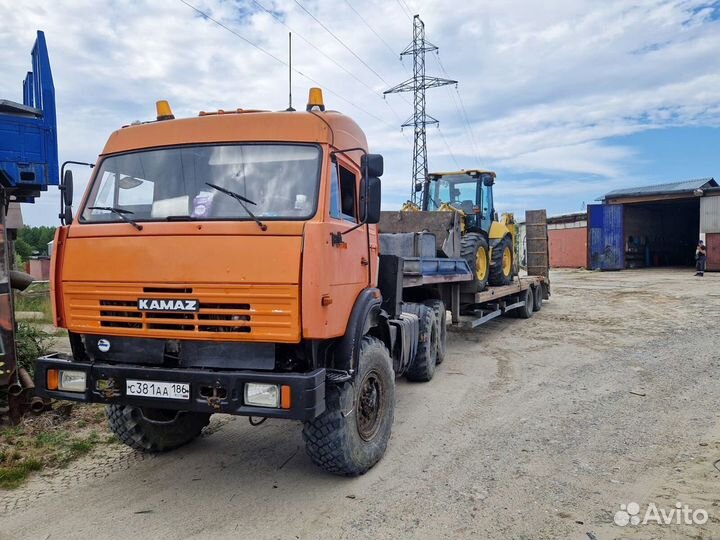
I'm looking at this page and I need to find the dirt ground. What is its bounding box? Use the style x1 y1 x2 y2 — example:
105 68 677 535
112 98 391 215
1 268 719 540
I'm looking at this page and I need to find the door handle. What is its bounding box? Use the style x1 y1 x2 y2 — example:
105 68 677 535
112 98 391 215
360 257 369 266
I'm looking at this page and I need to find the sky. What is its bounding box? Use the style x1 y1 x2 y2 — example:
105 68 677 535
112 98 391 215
1 0 719 226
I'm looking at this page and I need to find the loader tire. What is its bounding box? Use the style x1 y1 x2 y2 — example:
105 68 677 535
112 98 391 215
106 405 210 452
489 235 514 286
423 299 447 364
302 336 395 476
460 232 490 293
405 304 438 382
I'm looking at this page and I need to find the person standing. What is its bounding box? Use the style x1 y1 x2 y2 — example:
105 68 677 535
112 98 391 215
695 240 707 277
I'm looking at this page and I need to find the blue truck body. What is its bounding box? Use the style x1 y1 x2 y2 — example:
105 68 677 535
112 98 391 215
0 31 58 203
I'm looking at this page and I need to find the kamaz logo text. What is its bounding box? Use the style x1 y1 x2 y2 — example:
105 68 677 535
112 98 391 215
137 299 199 312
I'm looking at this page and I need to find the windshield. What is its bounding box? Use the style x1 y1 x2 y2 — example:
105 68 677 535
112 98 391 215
429 174 480 212
81 144 321 223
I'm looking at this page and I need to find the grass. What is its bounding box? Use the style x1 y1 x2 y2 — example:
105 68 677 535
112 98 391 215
14 283 53 324
0 459 42 489
0 404 113 490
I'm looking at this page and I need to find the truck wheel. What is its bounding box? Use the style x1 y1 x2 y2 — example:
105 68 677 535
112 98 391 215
460 233 490 292
106 405 210 452
302 336 395 476
532 284 543 312
406 305 438 382
489 235 514 286
423 299 447 364
517 288 535 319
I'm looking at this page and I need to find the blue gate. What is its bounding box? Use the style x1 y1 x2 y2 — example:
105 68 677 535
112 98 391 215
588 204 624 270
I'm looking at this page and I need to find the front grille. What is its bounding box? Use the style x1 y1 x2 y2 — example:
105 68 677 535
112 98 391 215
64 283 300 343
99 300 251 333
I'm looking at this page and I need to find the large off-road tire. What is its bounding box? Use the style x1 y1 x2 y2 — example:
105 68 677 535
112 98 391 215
405 304 438 382
106 405 210 452
460 232 490 293
489 235 514 286
423 299 447 365
302 336 395 476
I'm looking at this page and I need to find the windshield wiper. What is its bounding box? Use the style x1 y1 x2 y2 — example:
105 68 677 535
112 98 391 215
205 182 267 231
88 206 143 231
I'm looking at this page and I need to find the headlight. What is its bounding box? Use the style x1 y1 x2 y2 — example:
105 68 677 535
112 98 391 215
244 383 279 408
58 370 87 392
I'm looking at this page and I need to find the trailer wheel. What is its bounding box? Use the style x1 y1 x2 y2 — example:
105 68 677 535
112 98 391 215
302 336 395 476
460 233 490 292
406 305 438 382
489 235 514 286
517 288 535 319
532 284 543 312
423 299 447 364
106 405 210 452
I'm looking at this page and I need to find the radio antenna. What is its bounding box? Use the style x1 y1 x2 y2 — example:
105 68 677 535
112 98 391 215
287 32 295 111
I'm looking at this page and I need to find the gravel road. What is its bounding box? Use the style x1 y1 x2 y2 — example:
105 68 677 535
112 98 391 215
1 269 719 539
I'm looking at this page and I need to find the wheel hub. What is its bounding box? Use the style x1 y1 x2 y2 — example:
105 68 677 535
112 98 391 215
502 246 512 276
357 370 384 441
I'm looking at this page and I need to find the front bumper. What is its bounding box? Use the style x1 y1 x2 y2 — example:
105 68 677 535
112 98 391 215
34 354 326 421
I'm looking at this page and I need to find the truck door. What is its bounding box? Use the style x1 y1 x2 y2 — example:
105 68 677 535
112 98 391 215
327 156 370 286
588 204 624 270
301 155 370 339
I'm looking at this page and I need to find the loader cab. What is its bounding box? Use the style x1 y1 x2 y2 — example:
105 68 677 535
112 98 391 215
427 170 496 232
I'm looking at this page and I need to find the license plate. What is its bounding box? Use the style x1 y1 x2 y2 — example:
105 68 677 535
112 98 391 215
126 379 190 400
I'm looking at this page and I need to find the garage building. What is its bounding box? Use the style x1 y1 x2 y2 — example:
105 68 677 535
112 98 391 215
590 178 718 270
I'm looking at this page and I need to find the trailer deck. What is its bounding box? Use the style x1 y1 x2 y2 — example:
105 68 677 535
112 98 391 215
384 209 550 330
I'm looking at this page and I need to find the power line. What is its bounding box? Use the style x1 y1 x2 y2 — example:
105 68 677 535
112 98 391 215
248 0 407 126
344 0 412 79
343 0 398 58
250 0 375 96
434 53 481 162
178 0 391 127
436 126 460 169
294 0 392 87
395 0 413 19
179 0 285 64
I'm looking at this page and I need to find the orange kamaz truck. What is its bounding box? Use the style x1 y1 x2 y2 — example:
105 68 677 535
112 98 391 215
35 89 548 475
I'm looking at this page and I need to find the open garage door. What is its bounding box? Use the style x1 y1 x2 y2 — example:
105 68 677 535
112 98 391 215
588 204 624 270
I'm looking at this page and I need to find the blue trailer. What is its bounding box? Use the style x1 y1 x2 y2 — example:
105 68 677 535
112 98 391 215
0 31 59 203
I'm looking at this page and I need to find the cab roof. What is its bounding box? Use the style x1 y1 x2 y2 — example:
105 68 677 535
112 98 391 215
429 169 496 178
101 110 368 157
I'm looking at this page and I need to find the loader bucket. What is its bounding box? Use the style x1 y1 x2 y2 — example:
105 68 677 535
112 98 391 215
379 210 462 258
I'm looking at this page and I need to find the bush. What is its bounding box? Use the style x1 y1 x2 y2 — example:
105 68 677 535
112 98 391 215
15 322 53 377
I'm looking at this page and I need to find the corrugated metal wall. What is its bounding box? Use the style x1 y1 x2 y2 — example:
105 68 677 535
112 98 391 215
700 196 720 233
588 204 624 270
548 227 587 268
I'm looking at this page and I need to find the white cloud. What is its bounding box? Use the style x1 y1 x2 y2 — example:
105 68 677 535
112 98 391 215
0 0 718 224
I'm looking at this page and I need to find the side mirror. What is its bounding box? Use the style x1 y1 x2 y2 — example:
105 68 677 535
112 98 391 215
482 174 495 187
360 176 381 224
61 169 74 206
63 206 73 224
362 153 384 178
